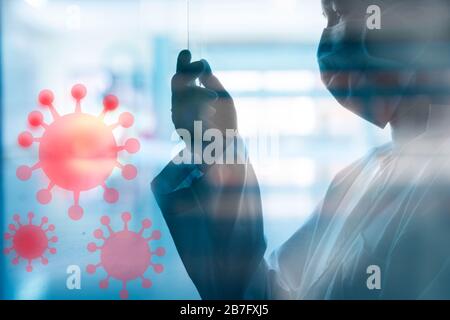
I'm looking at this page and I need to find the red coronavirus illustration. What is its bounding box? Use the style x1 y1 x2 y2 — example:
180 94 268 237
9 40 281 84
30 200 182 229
86 212 165 299
17 84 140 221
3 212 57 272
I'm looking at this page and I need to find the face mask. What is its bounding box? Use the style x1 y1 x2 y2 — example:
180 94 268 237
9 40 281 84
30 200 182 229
317 19 409 129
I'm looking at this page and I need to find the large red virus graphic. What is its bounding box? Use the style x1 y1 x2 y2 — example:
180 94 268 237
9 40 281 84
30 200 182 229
86 212 165 299
3 212 57 272
17 84 140 221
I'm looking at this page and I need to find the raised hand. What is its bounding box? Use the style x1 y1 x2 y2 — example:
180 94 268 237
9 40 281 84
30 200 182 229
171 50 237 139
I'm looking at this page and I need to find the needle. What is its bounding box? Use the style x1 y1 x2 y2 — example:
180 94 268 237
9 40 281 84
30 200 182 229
187 0 190 50
187 0 200 86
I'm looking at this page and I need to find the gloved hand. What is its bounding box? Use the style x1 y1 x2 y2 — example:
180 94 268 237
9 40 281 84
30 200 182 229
171 50 237 141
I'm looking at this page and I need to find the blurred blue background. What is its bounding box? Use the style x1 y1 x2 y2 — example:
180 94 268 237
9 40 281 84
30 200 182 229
0 0 391 300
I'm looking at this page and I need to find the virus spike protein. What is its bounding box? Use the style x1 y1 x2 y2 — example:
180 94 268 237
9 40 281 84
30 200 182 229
16 84 140 221
3 212 57 272
86 212 165 299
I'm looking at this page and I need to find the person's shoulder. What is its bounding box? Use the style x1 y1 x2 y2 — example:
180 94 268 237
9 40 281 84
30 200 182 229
330 143 391 189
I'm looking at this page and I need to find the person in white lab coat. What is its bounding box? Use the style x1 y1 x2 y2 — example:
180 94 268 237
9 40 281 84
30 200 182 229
152 0 450 299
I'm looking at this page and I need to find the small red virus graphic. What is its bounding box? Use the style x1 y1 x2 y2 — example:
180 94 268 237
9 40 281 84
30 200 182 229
86 212 165 299
17 84 140 221
3 212 57 272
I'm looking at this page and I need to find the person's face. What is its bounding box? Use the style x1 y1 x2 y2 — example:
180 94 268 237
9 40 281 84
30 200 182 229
320 0 449 64
318 0 450 128
321 0 367 29
318 0 398 128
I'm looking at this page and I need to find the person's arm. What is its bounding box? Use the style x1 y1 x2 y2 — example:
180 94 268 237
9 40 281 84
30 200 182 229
153 153 329 300
152 50 267 299
152 151 266 299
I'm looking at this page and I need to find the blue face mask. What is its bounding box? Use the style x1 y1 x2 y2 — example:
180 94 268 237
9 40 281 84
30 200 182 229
317 20 410 129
